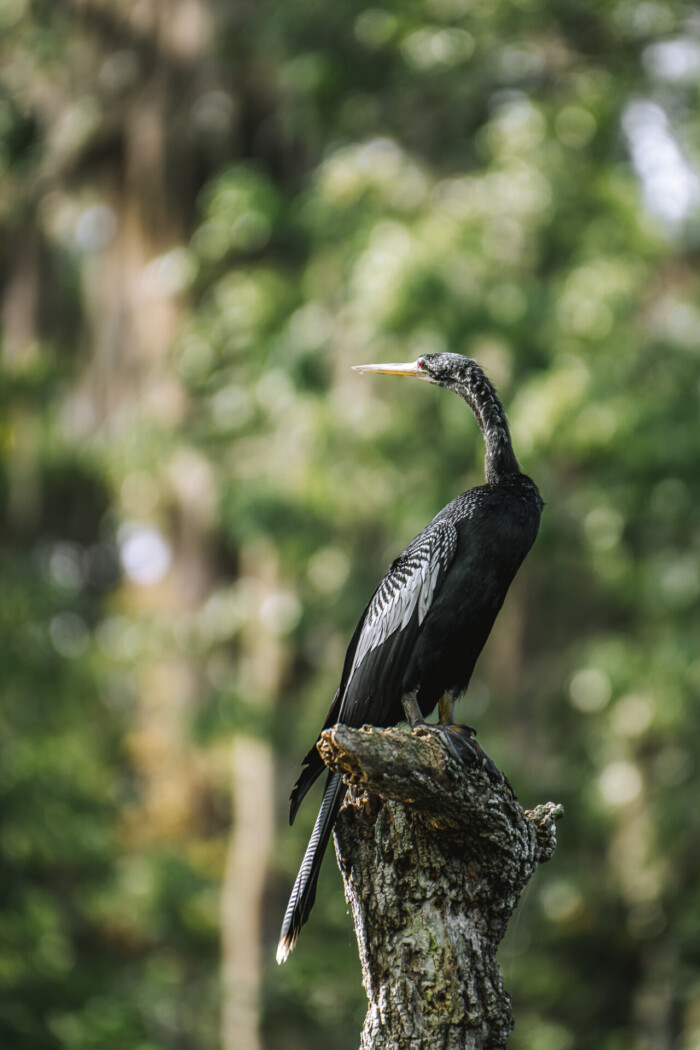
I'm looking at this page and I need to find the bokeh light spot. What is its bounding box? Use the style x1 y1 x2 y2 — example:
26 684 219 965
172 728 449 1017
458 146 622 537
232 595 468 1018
569 667 612 713
118 523 172 586
541 879 584 924
50 612 89 659
611 694 653 738
598 760 643 806
307 547 350 595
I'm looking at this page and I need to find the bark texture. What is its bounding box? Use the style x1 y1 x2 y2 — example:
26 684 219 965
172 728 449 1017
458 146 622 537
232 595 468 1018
317 724 563 1050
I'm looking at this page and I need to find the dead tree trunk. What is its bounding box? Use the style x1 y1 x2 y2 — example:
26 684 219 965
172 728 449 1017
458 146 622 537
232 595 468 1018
317 725 563 1050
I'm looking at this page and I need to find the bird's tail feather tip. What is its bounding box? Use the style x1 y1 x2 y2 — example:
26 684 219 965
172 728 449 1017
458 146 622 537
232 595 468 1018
276 934 295 965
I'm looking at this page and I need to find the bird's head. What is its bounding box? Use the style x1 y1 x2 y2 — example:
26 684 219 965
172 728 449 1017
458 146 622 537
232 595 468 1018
353 352 477 389
353 352 519 480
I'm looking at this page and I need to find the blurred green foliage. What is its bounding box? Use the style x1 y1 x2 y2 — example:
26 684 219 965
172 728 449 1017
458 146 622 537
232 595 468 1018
1 1 700 1048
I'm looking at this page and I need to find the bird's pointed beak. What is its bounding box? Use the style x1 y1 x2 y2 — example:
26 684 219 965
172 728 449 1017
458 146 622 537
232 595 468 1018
352 360 428 380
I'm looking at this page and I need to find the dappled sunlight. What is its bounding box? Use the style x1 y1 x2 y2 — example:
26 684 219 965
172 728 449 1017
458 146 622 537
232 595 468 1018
623 100 700 227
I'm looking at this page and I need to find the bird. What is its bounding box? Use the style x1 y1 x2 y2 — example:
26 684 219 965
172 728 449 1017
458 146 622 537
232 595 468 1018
277 352 542 964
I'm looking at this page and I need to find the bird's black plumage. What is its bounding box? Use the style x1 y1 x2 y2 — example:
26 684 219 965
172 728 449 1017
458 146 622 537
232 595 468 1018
277 353 542 963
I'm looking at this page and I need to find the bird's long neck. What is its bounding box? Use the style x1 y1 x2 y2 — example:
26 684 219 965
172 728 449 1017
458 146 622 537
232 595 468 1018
454 370 520 483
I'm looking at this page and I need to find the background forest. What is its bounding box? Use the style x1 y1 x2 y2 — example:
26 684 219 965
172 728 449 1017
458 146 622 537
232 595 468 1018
1 2 700 1049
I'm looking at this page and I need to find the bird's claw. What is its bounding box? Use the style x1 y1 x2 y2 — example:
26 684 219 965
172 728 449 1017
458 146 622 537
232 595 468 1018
421 723 517 799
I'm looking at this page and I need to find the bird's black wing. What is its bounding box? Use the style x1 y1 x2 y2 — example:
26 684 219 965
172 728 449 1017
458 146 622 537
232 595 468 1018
289 518 458 822
340 518 458 714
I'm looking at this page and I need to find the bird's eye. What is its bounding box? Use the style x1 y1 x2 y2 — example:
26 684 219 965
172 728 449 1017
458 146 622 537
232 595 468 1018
417 358 425 369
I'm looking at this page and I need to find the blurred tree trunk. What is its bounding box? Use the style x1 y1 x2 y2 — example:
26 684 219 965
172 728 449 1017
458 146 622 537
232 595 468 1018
222 737 275 1050
2 222 42 531
221 544 284 1050
22 4 278 1046
70 0 208 847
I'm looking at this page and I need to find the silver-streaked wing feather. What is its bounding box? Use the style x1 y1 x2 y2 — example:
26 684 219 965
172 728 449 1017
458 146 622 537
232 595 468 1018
345 519 458 689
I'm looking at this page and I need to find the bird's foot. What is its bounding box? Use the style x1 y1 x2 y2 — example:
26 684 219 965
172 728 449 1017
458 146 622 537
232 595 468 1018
445 721 478 736
418 722 517 799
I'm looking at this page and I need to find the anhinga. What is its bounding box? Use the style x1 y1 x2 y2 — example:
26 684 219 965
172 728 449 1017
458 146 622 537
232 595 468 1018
277 352 542 964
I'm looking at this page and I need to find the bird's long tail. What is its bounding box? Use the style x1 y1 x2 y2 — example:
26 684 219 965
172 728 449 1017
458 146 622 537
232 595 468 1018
276 771 346 964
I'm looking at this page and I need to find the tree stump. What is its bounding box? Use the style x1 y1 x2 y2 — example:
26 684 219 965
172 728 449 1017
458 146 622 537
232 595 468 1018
317 724 563 1050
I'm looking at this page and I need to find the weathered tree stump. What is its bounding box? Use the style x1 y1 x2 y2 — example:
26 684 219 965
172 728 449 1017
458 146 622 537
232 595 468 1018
317 724 563 1050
